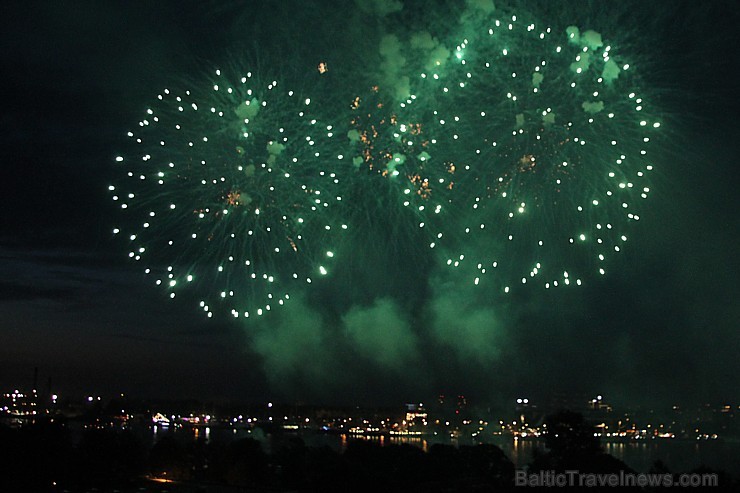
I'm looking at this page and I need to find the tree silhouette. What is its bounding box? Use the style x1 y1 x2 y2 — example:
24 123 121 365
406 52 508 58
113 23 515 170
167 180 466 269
530 410 636 477
544 410 601 457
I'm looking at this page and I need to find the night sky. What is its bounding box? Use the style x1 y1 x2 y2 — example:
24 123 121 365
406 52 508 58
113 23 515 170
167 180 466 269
0 0 737 409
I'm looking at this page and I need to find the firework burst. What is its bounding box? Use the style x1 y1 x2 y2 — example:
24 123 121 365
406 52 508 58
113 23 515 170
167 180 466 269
411 12 661 293
110 68 346 318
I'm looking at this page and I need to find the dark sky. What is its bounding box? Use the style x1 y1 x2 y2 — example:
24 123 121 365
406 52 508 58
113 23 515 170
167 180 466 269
0 0 737 409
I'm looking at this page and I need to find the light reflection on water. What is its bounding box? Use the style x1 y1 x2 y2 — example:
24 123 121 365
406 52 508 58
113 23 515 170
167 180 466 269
602 440 739 474
148 425 738 474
